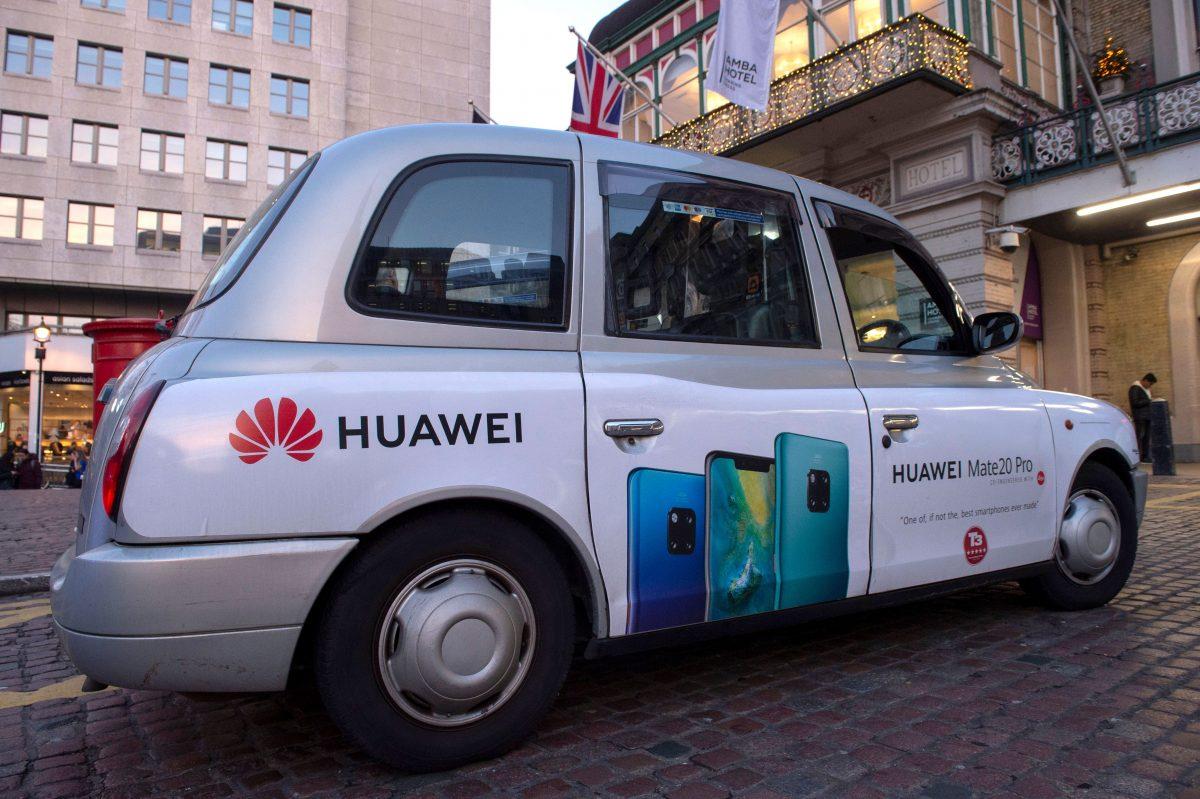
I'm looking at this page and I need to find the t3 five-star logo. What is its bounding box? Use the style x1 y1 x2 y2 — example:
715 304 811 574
229 397 323 464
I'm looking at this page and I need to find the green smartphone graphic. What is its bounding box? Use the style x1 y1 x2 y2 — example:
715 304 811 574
775 433 850 609
706 451 777 621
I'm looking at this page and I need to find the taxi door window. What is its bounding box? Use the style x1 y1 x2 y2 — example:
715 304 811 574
351 159 571 328
816 202 969 354
600 163 818 347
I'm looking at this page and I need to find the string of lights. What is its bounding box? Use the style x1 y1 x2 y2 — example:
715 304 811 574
654 13 972 156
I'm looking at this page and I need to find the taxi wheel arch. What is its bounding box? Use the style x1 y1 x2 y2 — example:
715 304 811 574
310 505 576 771
1022 457 1137 610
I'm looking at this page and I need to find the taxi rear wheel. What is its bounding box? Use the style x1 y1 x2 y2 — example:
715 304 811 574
313 509 574 772
1021 462 1137 611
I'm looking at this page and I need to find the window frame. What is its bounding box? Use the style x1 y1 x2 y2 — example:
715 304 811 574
272 3 311 47
0 195 45 241
201 214 244 258
139 129 185 174
204 138 248 182
813 200 972 356
1 112 49 158
66 201 115 247
76 42 123 88
267 146 306 186
144 53 188 98
208 64 251 107
599 160 821 351
148 0 191 24
345 155 576 332
5 32 54 78
135 208 182 252
81 0 126 12
70 120 119 166
212 0 254 36
269 74 309 117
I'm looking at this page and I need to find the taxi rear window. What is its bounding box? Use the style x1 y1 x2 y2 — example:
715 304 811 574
186 152 319 312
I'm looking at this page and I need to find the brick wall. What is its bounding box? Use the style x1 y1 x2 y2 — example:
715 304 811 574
1100 233 1200 412
1077 0 1157 84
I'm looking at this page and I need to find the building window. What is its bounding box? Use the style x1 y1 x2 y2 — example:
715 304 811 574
140 131 185 173
202 215 243 257
67 202 115 247
657 54 699 135
267 147 306 185
6 312 104 335
1 112 49 158
81 0 125 11
136 209 182 252
774 0 811 77
144 54 188 98
208 65 251 107
148 0 191 23
272 4 311 46
0 195 44 241
1019 0 1061 106
71 122 119 166
621 85 655 142
269 75 309 117
213 0 254 35
813 0 883 56
77 44 123 88
5 33 54 78
205 139 248 181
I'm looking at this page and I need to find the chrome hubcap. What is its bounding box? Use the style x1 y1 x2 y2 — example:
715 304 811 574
1056 489 1121 585
377 559 535 728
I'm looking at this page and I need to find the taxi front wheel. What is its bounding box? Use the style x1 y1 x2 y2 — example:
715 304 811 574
313 509 575 772
1021 462 1138 611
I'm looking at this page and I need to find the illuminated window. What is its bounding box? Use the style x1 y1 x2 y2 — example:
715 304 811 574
67 202 115 247
658 54 700 134
0 195 44 240
621 85 655 142
1020 0 1060 106
774 0 811 77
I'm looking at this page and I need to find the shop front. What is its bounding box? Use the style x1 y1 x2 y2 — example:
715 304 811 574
0 329 94 462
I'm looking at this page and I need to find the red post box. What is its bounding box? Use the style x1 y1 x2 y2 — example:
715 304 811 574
82 318 169 427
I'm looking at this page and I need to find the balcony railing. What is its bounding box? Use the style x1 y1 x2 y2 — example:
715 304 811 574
991 71 1200 185
654 14 972 156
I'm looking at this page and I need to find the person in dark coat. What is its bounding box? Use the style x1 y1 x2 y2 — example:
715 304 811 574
1128 372 1157 463
15 453 42 490
0 443 15 489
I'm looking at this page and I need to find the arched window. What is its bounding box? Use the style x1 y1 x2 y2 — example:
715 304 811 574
658 53 700 133
775 0 811 77
621 83 655 142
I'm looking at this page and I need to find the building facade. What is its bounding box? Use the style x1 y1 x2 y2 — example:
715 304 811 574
590 0 1200 460
0 0 489 458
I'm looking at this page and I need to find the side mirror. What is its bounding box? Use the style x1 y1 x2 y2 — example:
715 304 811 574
971 311 1023 354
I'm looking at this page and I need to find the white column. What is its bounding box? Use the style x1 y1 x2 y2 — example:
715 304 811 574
26 373 41 456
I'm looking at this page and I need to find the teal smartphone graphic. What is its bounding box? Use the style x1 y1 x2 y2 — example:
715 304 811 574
775 433 850 609
706 452 776 621
627 468 707 633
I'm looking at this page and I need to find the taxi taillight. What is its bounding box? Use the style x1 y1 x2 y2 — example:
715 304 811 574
102 379 165 522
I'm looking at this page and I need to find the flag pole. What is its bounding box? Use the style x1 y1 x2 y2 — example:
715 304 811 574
468 99 498 124
568 25 679 128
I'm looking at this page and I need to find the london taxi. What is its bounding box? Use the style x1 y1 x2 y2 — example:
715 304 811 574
51 125 1147 772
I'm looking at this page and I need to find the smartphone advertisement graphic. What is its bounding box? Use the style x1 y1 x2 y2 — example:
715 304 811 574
775 433 850 608
627 468 707 633
706 453 777 620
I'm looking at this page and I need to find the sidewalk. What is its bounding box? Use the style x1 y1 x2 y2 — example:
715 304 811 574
0 491 78 591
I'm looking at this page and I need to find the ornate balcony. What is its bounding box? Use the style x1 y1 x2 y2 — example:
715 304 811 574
654 14 972 156
991 71 1200 185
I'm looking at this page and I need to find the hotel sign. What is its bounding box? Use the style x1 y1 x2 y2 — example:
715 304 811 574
893 139 974 202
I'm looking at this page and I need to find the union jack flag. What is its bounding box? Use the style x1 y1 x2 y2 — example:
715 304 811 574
570 42 625 137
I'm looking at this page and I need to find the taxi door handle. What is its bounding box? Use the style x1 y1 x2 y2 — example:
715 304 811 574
604 419 664 438
883 414 919 432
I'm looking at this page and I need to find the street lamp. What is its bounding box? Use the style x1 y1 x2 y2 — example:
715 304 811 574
31 319 50 456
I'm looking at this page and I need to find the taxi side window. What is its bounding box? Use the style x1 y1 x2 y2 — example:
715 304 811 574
816 202 969 354
600 163 818 347
350 160 571 327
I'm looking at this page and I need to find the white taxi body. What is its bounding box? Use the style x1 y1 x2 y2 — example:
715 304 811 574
51 125 1146 771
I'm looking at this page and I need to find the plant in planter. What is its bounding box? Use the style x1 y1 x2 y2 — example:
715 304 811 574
1093 36 1131 97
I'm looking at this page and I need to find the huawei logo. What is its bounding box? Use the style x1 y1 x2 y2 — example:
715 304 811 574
229 397 323 464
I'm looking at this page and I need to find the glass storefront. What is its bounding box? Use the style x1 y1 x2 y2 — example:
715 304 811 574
0 374 94 463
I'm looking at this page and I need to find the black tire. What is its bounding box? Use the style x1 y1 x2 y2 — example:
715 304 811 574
314 509 574 772
1021 462 1138 610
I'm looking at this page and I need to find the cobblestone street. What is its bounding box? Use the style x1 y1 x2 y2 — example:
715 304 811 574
1 481 1198 798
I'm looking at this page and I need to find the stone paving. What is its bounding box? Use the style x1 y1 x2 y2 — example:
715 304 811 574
0 482 1198 798
0 491 78 578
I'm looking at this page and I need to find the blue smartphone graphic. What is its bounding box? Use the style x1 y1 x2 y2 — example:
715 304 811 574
627 468 707 633
706 452 777 621
775 433 850 609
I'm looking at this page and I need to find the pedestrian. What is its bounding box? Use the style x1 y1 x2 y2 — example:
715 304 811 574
0 443 15 489
15 453 42 489
1128 372 1157 463
66 446 82 488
